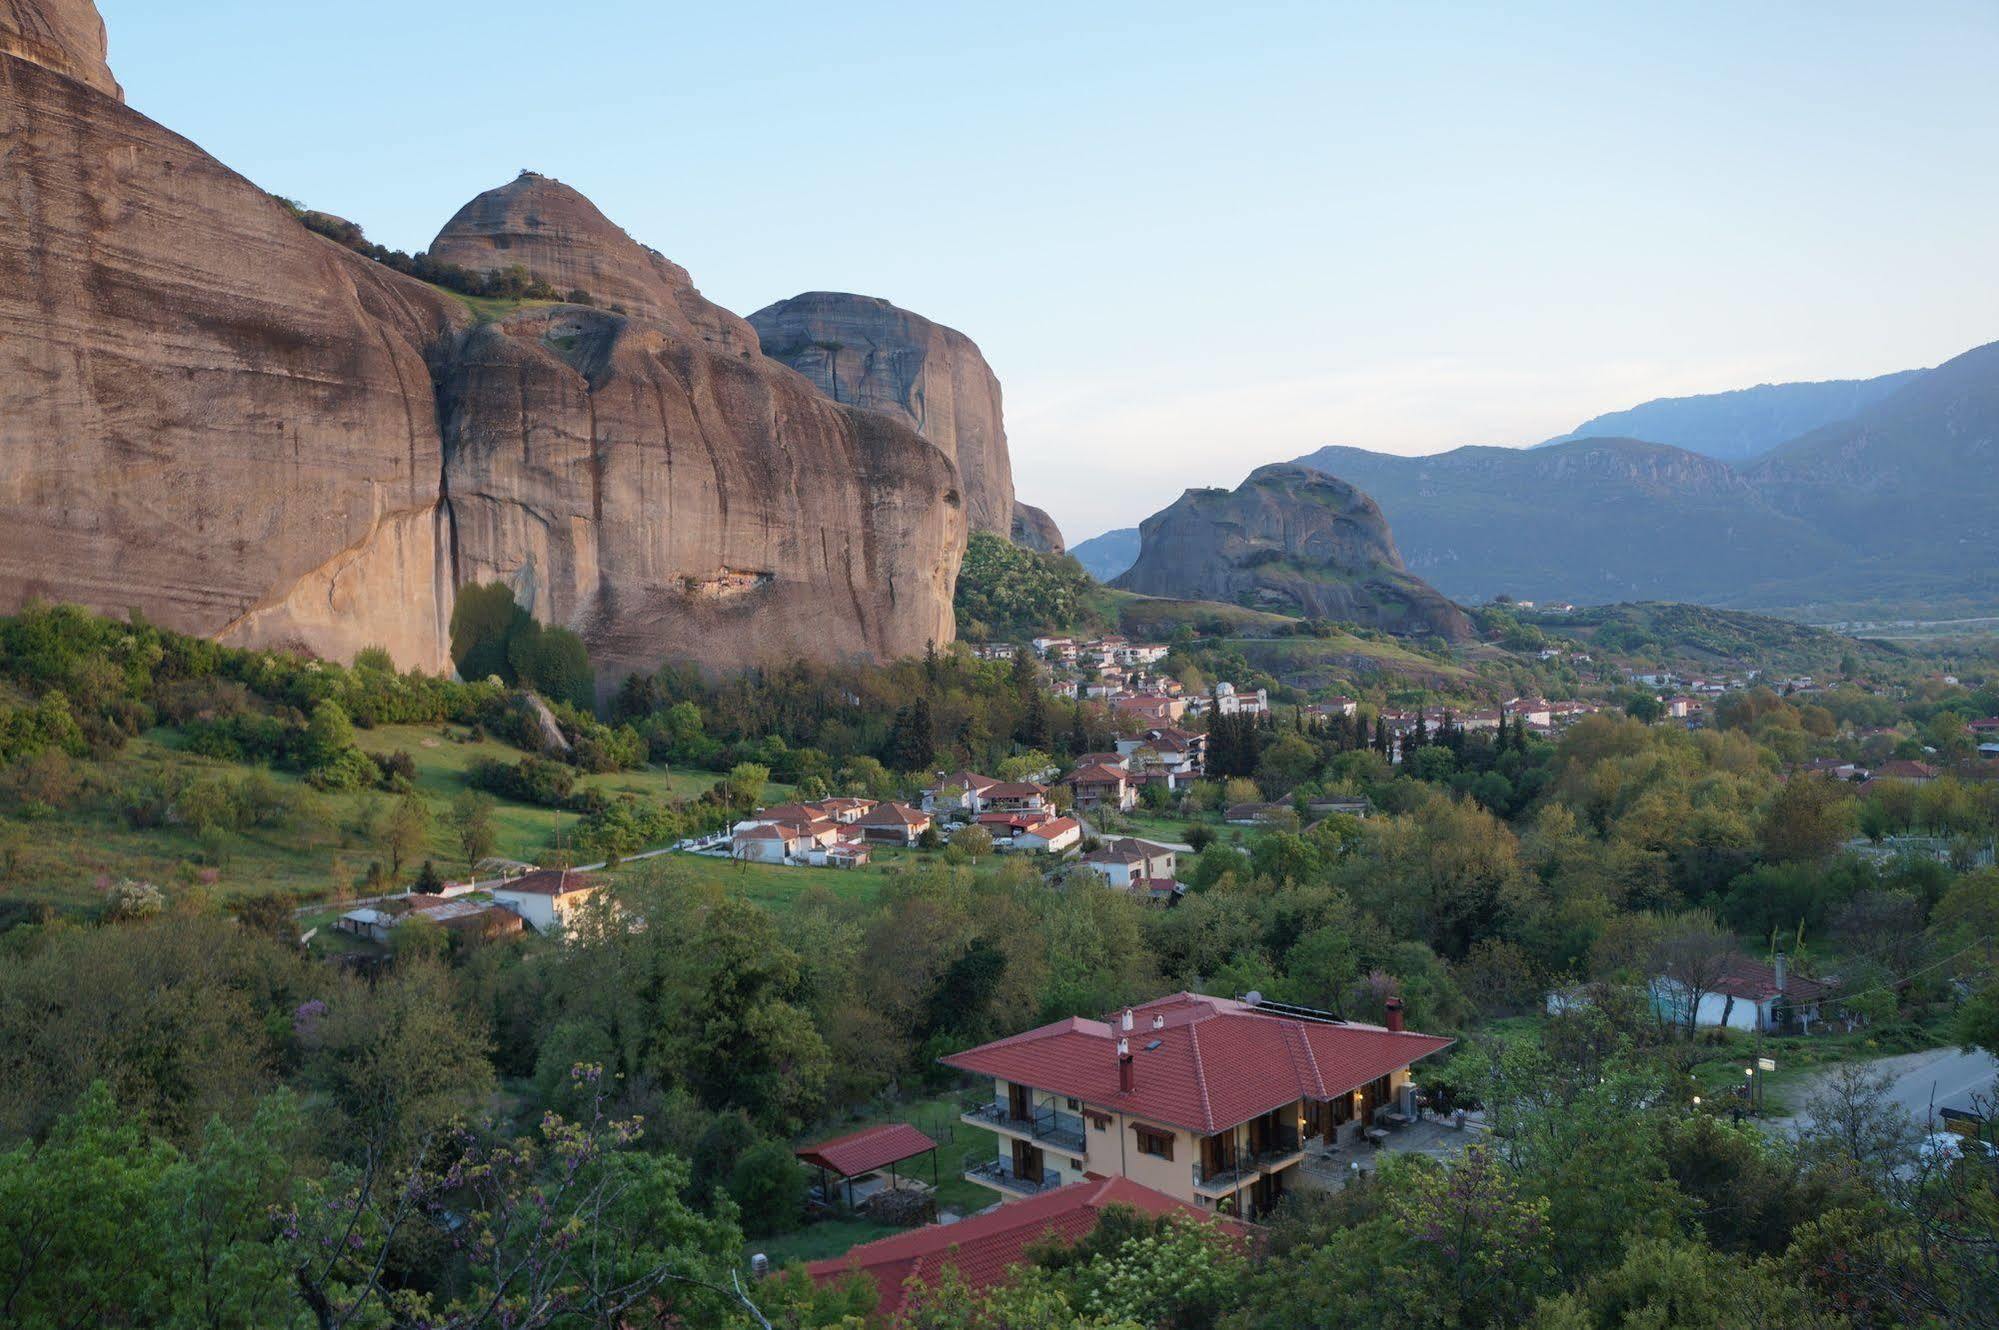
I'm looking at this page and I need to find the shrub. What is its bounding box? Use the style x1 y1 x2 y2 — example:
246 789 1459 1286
728 1139 808 1237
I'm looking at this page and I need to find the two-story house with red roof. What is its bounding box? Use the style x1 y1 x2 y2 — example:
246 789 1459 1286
943 992 1452 1220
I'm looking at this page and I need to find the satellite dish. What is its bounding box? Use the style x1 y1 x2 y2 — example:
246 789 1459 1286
1245 990 1263 1006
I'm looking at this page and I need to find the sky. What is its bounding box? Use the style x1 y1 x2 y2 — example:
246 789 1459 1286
102 1 1999 541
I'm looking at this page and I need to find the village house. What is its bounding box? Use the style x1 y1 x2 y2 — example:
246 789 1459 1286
1113 693 1186 725
1307 794 1375 820
1064 761 1137 813
487 868 603 936
1305 698 1358 719
922 771 1002 816
1225 802 1292 827
1014 816 1082 854
1209 682 1270 717
945 992 1453 1219
1077 837 1178 890
1651 952 1830 1033
983 781 1051 814
855 802 935 846
732 822 802 864
335 896 526 945
1118 726 1208 780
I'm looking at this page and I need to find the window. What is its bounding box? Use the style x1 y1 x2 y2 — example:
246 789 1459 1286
1066 1097 1081 1112
1134 1125 1174 1160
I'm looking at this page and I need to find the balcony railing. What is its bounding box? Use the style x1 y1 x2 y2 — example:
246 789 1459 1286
960 1096 1088 1156
1246 1123 1303 1170
963 1152 1064 1196
1191 1158 1255 1193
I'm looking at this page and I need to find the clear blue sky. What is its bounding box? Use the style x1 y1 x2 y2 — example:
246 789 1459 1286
102 1 1999 540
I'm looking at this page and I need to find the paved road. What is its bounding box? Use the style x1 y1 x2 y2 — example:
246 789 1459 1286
1778 1046 1997 1134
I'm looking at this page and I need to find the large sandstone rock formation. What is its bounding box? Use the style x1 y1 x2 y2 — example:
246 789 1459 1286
1114 465 1474 640
434 303 963 680
1010 501 1065 556
0 3 966 678
429 173 759 359
0 31 458 669
0 0 117 100
748 292 1016 538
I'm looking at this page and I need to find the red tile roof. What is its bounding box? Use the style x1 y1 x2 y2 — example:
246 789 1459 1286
1712 957 1830 1004
983 782 1049 799
857 802 931 827
804 1176 1236 1319
493 868 595 897
1065 763 1128 785
941 992 1452 1135
1021 817 1079 839
795 1123 939 1179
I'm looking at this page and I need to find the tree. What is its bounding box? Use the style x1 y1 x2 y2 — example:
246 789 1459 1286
289 1066 757 1330
452 788 498 874
1647 913 1737 1035
1759 775 1854 863
954 824 995 863
376 794 432 882
1797 1064 1920 1178
727 1139 808 1237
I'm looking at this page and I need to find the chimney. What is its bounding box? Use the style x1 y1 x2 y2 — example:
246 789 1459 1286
1152 1013 1165 1031
1384 996 1405 1032
1121 1008 1135 1034
1773 951 1788 995
1118 1036 1134 1093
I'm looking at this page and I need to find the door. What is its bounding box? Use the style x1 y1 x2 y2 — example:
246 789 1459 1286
1011 1138 1043 1183
1008 1083 1032 1126
1200 1132 1235 1181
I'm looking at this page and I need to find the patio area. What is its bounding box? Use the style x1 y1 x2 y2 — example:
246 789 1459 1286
1296 1115 1486 1190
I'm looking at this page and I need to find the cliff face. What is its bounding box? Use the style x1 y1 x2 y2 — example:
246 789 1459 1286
436 304 963 681
1114 465 1474 640
749 292 1016 538
0 0 118 100
0 44 459 670
1010 501 1065 556
0 6 966 678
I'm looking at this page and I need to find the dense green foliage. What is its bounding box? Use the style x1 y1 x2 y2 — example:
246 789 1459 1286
1 604 1997 1326
954 531 1105 642
451 581 597 708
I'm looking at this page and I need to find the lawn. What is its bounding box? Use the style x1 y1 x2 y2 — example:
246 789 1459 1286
613 851 893 914
0 722 789 919
1088 807 1225 847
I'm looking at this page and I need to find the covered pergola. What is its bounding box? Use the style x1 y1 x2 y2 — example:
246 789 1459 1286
795 1123 940 1211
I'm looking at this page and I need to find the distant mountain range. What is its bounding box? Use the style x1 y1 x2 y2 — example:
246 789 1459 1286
1291 339 1999 619
1071 528 1142 582
1537 369 1926 463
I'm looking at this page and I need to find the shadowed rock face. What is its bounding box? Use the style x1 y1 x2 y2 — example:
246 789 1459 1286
1010 501 1065 555
749 292 1016 538
429 173 759 359
1114 465 1473 641
436 305 964 681
0 10 967 678
0 0 118 100
0 48 459 669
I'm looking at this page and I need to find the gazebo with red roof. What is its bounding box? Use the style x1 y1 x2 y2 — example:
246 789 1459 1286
795 1123 941 1210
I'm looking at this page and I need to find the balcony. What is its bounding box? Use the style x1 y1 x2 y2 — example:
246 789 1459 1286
1191 1158 1255 1195
1246 1124 1303 1172
960 1096 1088 1157
963 1152 1065 1197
